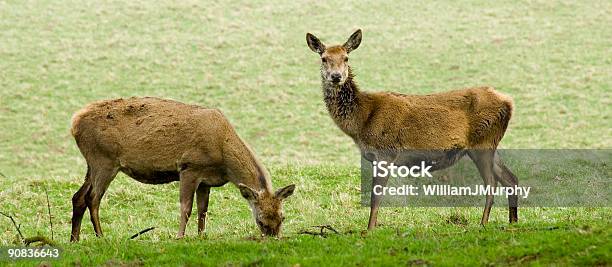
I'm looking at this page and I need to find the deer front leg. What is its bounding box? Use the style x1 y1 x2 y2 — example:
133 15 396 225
368 175 389 230
365 151 393 230
196 184 210 235
178 170 199 238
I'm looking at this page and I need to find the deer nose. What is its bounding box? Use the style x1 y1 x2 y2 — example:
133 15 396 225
331 73 342 82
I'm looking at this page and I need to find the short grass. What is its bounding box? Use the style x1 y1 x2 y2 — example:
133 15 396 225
0 0 610 266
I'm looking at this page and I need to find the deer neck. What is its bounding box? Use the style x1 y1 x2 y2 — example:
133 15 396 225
223 134 273 194
322 67 364 137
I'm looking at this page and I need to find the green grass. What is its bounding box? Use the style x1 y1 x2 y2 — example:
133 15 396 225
1 166 611 266
0 0 610 266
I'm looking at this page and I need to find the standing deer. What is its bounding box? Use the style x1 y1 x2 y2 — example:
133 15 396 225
69 97 295 241
306 29 519 229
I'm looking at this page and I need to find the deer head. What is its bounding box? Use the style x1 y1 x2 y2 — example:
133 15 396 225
306 29 362 86
238 183 295 236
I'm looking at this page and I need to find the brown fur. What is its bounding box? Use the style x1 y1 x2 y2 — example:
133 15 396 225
307 29 519 229
69 97 295 241
325 71 513 150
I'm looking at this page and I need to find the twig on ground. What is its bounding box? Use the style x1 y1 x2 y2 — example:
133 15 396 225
297 230 324 236
314 225 339 234
1 210 57 247
0 171 7 178
0 211 25 241
130 227 156 239
298 225 339 238
500 225 560 232
44 187 54 241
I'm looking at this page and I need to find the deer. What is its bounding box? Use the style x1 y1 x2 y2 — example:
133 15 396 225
306 29 519 230
69 97 295 242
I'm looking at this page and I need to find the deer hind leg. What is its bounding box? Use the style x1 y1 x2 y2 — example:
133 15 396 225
177 168 200 238
70 166 91 242
196 184 211 235
493 153 519 223
468 150 496 225
87 160 119 238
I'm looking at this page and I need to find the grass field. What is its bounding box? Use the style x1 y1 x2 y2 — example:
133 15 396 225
1 0 610 266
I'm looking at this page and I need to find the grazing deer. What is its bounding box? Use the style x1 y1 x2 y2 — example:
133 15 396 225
306 29 519 229
69 97 295 241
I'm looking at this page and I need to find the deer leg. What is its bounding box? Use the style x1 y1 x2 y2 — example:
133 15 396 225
177 169 199 238
70 166 91 242
367 175 389 230
493 153 519 223
196 184 210 235
87 164 119 238
469 150 496 225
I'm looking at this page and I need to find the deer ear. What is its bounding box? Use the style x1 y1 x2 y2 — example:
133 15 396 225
238 183 258 200
306 33 325 54
343 29 362 53
274 184 296 200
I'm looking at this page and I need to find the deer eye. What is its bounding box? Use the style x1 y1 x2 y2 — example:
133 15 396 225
321 57 327 63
